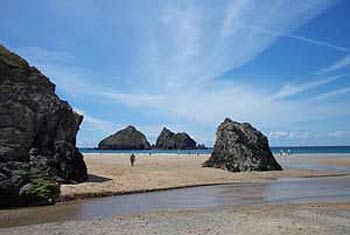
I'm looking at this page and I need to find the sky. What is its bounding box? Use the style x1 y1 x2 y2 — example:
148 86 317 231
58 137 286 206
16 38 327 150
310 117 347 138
1 0 349 147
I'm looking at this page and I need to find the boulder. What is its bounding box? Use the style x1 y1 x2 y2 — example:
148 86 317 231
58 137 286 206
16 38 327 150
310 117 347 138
155 127 197 150
98 126 151 150
202 118 282 172
0 44 87 207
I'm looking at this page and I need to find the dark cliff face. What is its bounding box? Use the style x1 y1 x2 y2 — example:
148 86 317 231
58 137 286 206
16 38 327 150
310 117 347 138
203 118 282 172
0 45 87 207
155 127 197 150
98 126 151 150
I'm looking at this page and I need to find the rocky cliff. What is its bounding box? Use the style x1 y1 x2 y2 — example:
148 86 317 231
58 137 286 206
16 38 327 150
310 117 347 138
98 126 151 150
202 118 282 172
0 44 87 207
155 127 197 150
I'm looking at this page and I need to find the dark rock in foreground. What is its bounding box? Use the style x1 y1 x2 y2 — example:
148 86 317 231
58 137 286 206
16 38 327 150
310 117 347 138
0 161 60 208
98 126 151 150
155 127 197 150
0 44 87 207
203 118 282 172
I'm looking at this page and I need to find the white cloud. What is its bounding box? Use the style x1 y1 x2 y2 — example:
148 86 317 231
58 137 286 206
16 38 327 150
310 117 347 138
15 46 75 65
222 0 249 37
287 34 350 53
328 130 350 138
236 23 350 54
100 0 343 128
313 87 350 101
269 75 343 101
269 130 350 146
74 107 119 147
269 131 314 140
73 108 115 133
101 92 165 108
320 55 350 74
136 0 338 89
269 131 292 139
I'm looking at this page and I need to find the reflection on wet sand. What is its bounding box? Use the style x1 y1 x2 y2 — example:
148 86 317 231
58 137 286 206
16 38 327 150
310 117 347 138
1 175 349 228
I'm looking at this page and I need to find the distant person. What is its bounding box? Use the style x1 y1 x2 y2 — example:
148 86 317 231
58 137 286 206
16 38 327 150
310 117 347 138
130 153 136 167
287 149 292 155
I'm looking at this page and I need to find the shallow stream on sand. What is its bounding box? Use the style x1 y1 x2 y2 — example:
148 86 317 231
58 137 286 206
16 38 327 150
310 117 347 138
1 175 349 228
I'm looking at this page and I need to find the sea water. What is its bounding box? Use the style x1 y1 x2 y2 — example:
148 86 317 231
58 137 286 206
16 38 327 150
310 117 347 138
80 146 350 155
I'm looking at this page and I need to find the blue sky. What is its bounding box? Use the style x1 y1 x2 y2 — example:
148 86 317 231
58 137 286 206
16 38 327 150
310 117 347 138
1 0 349 147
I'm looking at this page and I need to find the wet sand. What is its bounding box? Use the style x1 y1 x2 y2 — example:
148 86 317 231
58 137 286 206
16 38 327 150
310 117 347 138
1 175 349 228
2 202 350 235
309 155 350 167
60 153 350 201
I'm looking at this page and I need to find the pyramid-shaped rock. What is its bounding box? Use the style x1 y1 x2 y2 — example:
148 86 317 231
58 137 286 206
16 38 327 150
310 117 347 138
203 118 282 172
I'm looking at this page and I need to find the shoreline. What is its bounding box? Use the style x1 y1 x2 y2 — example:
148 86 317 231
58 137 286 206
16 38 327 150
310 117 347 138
2 174 349 229
82 152 350 156
59 153 350 202
59 173 350 202
59 181 242 202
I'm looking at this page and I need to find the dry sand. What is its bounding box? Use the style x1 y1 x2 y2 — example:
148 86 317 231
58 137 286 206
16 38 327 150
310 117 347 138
2 202 349 235
60 153 350 201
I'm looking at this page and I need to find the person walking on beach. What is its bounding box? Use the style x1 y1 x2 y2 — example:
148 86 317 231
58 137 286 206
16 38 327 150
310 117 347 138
130 153 136 167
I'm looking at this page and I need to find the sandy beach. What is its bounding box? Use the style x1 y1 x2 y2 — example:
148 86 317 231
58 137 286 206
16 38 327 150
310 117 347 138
1 153 349 234
2 201 349 235
60 153 350 201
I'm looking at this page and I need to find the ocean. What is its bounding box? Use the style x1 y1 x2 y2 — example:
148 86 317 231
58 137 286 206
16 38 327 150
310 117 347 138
80 146 350 155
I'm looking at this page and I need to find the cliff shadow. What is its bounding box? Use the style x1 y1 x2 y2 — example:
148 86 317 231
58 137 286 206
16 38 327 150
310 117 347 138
87 174 112 183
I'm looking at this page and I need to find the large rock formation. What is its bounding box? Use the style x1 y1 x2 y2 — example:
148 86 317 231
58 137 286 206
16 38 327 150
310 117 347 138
203 118 282 172
0 45 87 207
155 127 197 150
98 126 151 150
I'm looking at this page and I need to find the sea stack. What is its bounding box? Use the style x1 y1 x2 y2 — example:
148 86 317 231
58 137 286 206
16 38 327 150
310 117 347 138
98 125 151 150
203 118 282 172
155 127 197 150
0 44 87 207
